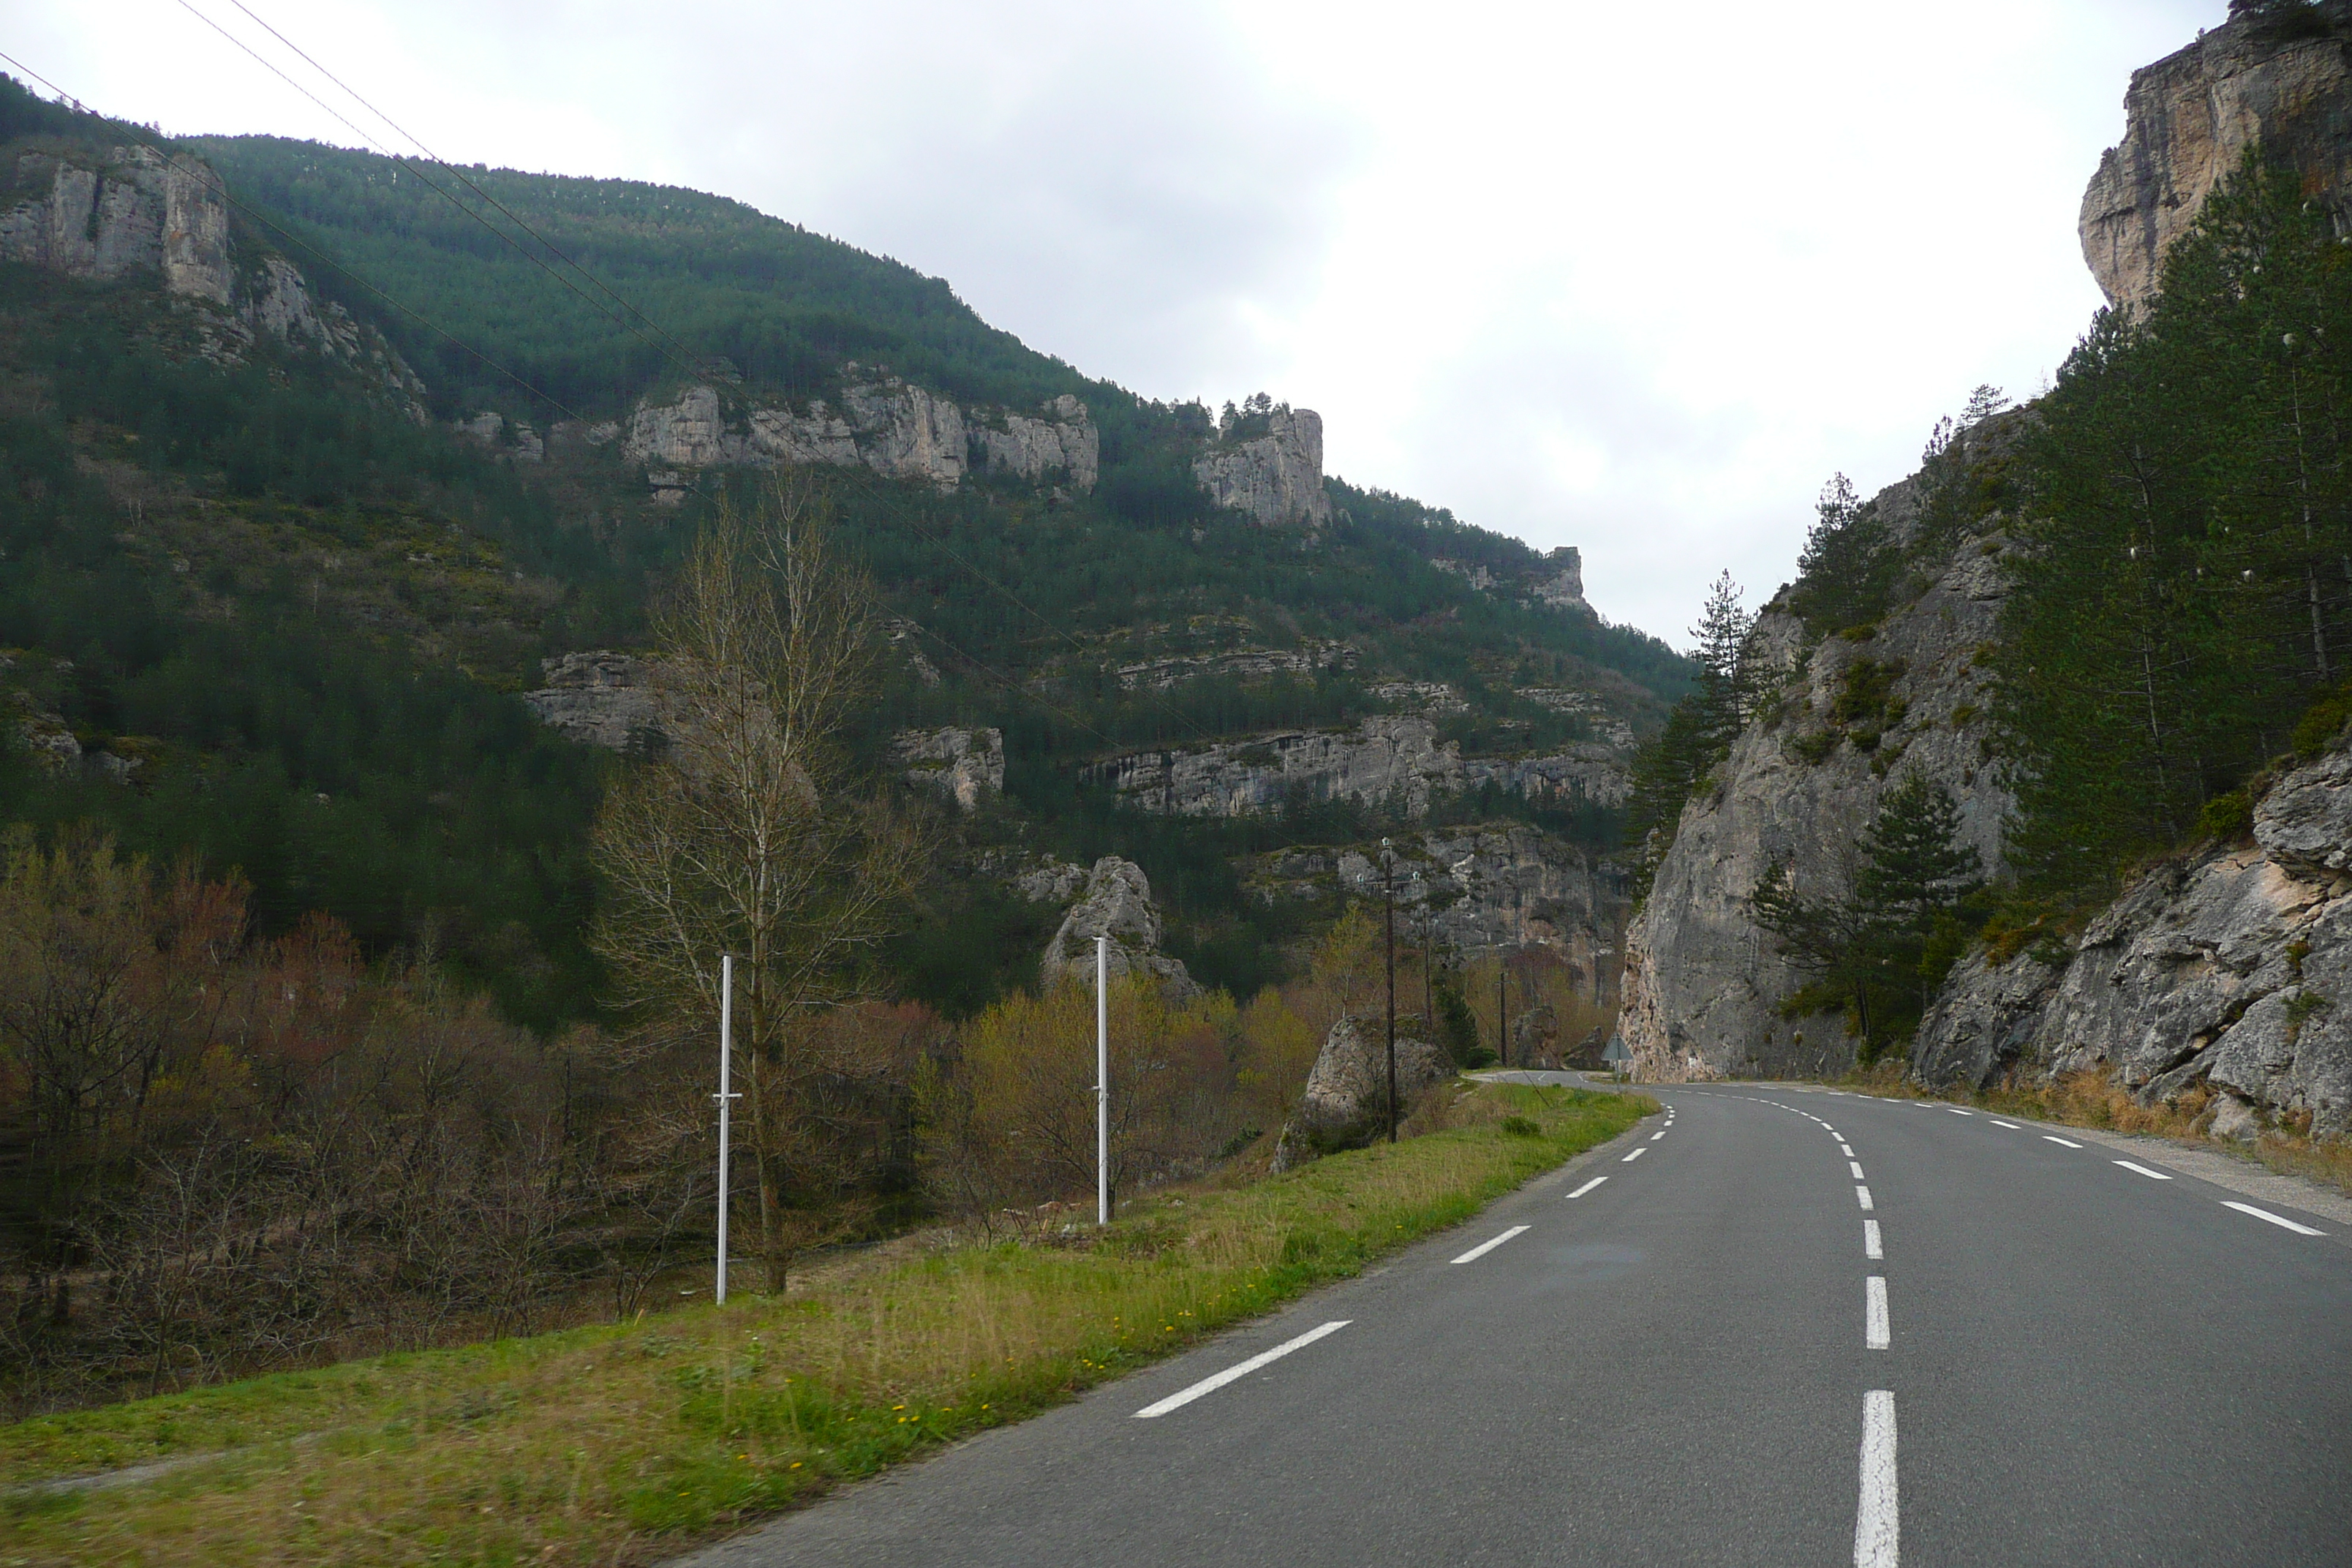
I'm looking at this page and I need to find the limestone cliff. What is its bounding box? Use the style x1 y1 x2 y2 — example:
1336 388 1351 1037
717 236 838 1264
1253 823 1628 987
521 652 661 750
1192 407 1332 529
0 143 426 410
893 725 1004 812
2081 0 2352 313
1915 737 2352 1139
622 378 1096 494
1096 716 1629 819
1616 464 2013 1082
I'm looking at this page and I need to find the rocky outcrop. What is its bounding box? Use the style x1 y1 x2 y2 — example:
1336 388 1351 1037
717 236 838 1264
1193 407 1332 529
521 652 661 750
1531 547 1588 611
894 725 1003 811
969 393 1099 490
2081 1 2352 312
1115 641 1354 691
1430 547 1589 614
1273 1015 1451 1166
1 143 227 301
1617 471 2013 1082
1 145 426 411
1254 823 1627 990
1914 741 2352 1139
622 379 1097 494
1099 717 1627 820
1041 856 1199 998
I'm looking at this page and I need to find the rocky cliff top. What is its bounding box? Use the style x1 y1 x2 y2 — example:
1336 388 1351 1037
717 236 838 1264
2081 0 2352 312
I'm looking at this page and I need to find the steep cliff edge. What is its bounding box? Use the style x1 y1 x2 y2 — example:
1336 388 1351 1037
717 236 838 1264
1618 437 2016 1082
1915 740 2352 1139
2081 0 2352 313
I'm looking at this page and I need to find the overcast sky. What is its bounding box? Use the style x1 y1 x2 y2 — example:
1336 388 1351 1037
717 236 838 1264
16 0 2222 644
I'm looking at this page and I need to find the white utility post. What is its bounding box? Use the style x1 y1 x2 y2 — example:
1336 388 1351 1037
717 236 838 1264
715 953 737 1305
1096 934 1109 1226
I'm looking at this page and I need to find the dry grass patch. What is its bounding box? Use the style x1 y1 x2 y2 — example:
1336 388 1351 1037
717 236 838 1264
0 1084 1646 1567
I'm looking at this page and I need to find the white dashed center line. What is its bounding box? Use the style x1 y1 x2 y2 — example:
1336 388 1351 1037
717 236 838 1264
1450 1225 1529 1265
1991 1120 2020 1129
2114 1160 2173 1181
1864 1276 1890 1349
1566 1176 1608 1199
1856 1186 1874 1210
2043 1135 2083 1149
1863 1219 1883 1259
1839 1144 1855 1156
1621 1147 1647 1163
1854 1391 1899 1568
1651 1131 1667 1142
2221 1201 2326 1235
1948 1108 1975 1116
1848 1161 1866 1180
1133 1321 1349 1417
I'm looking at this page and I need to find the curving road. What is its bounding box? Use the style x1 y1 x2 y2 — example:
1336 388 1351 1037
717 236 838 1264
679 1082 2352 1567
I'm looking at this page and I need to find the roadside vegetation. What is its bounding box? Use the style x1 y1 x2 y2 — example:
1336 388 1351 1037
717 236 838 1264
0 1082 1645 1567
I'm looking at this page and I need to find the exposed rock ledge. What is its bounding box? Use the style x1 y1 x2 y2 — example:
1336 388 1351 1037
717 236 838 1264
1914 741 2352 1140
1192 407 1331 529
1098 717 1628 820
893 725 1003 812
622 380 1096 494
2081 0 2352 313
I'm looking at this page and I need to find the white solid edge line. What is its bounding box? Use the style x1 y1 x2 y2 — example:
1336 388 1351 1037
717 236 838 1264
1133 1320 1350 1418
1567 1176 1608 1199
1450 1224 1531 1265
1856 1185 1874 1210
2220 1200 2326 1236
1621 1146 1648 1163
1849 1161 1866 1179
2114 1159 2174 1180
2043 1135 2082 1148
1855 1390 1899 1568
1865 1275 1890 1349
1863 1218 1883 1259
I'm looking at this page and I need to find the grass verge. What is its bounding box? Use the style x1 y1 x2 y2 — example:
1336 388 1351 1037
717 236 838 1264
1833 1061 2352 1197
0 1082 1647 1566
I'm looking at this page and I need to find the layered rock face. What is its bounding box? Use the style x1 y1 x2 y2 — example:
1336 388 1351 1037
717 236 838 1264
521 652 661 750
1254 823 1628 985
1040 856 1199 998
622 380 1096 494
1915 742 2352 1139
1 144 227 301
1115 641 1354 691
1617 475 2012 1082
1 145 425 407
1431 546 1589 614
893 725 1003 812
969 393 1100 491
1099 717 1629 819
2081 1 2352 312
1192 407 1333 529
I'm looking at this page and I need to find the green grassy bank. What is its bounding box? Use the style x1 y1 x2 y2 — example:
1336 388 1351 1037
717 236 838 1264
0 1084 1648 1567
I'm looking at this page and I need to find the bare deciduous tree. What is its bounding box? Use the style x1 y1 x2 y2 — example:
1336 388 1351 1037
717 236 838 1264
591 477 921 1287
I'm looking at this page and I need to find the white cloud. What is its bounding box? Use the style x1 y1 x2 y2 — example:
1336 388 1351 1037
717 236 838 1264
15 0 2223 641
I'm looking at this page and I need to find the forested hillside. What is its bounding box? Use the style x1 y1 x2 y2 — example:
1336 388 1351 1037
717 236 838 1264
0 75 1689 1411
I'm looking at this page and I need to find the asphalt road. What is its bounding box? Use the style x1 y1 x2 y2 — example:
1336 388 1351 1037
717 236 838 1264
679 1082 2352 1567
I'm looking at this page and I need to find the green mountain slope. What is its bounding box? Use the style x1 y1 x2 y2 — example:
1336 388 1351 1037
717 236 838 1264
1 81 1692 1023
